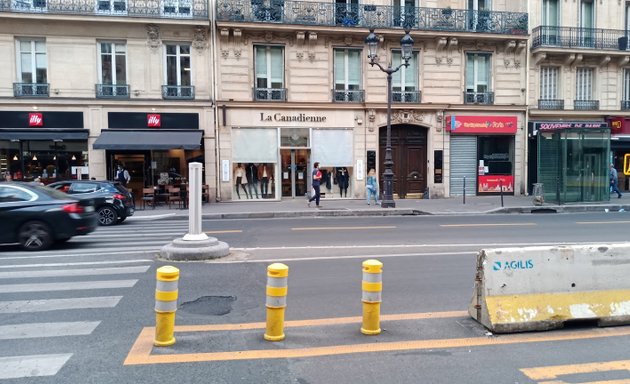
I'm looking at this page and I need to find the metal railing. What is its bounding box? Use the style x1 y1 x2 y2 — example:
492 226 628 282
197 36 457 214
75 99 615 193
622 100 630 110
13 82 49 97
538 99 564 110
96 84 130 98
0 0 208 19
532 26 629 50
574 100 599 110
464 91 494 104
332 89 365 103
254 87 287 101
392 90 421 103
161 85 195 100
216 0 528 35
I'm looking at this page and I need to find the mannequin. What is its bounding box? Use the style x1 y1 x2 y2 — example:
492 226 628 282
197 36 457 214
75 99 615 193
234 163 249 199
246 163 259 198
259 164 271 197
336 167 349 197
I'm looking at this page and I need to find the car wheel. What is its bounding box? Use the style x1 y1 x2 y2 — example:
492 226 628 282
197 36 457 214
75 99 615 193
98 206 118 226
18 221 53 251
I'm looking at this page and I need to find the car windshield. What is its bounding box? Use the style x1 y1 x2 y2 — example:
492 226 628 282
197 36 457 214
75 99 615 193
113 184 129 194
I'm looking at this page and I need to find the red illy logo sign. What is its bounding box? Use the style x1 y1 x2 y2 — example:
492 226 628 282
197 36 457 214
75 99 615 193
29 113 43 127
147 114 161 128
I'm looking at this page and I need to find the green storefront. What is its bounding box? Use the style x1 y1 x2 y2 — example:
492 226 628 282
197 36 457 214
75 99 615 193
530 122 610 204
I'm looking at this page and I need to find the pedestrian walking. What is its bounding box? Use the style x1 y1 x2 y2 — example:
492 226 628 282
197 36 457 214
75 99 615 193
366 168 379 205
308 162 322 208
610 163 623 199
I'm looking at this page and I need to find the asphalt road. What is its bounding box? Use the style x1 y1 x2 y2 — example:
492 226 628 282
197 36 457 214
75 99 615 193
2 212 630 383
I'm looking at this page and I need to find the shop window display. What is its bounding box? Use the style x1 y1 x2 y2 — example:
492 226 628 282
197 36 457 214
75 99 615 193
318 166 353 198
233 162 275 199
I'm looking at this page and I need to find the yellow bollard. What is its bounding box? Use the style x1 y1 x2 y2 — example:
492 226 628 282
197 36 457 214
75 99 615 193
361 259 383 335
154 265 179 347
264 263 289 341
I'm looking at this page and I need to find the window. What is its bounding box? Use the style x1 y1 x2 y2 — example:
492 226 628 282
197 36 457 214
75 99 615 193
623 69 630 102
12 0 46 10
392 50 419 102
333 48 362 102
465 53 492 103
0 186 34 203
542 0 558 26
579 0 594 47
335 0 358 25
254 45 285 101
98 42 127 97
393 0 416 28
162 0 191 17
540 66 559 99
468 0 492 31
164 44 192 98
576 67 593 101
96 0 126 13
17 39 47 85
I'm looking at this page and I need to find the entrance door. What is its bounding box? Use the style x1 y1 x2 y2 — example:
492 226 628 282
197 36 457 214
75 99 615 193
379 125 427 198
280 148 309 198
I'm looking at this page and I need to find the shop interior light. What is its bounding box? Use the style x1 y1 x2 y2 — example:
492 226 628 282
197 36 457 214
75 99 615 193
53 155 56 160
71 155 77 161
32 154 38 161
12 154 18 161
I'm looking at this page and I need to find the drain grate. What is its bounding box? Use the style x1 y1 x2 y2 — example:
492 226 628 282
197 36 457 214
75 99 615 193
179 295 237 316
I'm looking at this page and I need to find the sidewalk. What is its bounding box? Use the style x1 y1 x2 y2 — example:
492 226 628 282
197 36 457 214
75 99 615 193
129 194 630 221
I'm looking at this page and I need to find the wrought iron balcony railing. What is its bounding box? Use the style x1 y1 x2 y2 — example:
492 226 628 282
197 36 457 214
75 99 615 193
332 89 365 103
392 90 421 103
464 91 494 104
254 87 287 101
13 82 49 97
216 0 528 35
622 100 630 110
574 100 599 110
162 85 195 100
532 26 630 50
538 99 564 110
96 84 130 98
0 0 208 19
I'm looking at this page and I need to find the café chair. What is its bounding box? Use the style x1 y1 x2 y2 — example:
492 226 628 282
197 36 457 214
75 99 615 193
167 186 183 209
141 187 155 210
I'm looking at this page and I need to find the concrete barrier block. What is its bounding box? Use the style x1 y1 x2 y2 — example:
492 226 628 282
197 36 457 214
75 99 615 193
469 244 630 333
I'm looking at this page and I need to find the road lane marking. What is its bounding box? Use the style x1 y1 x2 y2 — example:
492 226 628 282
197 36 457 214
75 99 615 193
225 251 474 263
576 220 630 225
0 321 100 340
291 226 397 231
520 359 630 383
124 313 630 365
0 296 122 313
0 259 151 269
0 354 73 379
204 230 243 234
0 280 137 293
440 223 537 228
0 266 150 279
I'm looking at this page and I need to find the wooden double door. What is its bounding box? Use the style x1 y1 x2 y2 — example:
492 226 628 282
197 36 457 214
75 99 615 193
379 124 427 198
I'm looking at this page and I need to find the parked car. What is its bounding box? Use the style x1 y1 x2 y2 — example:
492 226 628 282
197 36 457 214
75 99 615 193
0 182 98 251
48 180 134 226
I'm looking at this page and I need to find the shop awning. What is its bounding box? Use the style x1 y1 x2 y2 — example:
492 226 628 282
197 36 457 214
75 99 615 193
93 130 202 150
0 129 88 141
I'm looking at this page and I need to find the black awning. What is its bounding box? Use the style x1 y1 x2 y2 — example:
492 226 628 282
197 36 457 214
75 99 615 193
93 130 202 150
0 129 88 141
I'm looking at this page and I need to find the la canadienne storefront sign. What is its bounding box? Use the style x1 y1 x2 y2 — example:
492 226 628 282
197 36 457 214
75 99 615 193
260 112 327 123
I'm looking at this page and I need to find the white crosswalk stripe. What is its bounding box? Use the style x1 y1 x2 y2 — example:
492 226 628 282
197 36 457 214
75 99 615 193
0 230 155 379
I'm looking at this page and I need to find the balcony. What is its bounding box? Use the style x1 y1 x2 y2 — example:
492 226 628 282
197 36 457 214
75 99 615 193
574 100 599 110
13 83 49 97
392 90 421 103
622 100 630 110
254 87 287 101
333 89 364 103
0 0 208 19
96 84 129 98
538 99 564 110
532 26 629 51
216 0 528 35
161 85 195 100
464 91 494 105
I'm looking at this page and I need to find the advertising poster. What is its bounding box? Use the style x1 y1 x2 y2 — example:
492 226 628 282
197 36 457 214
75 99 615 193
478 175 514 193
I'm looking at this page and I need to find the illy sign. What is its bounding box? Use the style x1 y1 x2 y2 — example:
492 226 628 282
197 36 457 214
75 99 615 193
29 113 43 127
147 114 161 128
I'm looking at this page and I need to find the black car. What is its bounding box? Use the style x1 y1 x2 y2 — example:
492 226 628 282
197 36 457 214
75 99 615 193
0 182 98 251
48 180 135 226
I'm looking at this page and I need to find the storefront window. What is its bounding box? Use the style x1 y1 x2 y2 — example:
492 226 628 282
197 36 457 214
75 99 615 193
477 136 514 194
232 128 278 200
0 140 87 183
233 162 276 199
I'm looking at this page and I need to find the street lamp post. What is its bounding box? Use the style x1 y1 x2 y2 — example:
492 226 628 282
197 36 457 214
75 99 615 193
365 29 414 208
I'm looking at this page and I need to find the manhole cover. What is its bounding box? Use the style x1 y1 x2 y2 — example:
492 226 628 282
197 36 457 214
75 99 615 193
179 295 236 316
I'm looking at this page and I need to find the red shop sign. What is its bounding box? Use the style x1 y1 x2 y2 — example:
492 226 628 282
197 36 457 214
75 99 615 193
478 175 514 194
29 113 43 127
147 114 161 128
608 117 630 134
446 115 517 134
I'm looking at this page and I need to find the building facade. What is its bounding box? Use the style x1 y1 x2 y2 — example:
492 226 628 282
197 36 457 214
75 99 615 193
0 2 216 199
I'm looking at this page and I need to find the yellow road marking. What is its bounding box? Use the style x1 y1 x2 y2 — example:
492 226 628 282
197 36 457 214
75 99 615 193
123 312 630 366
440 223 536 228
521 359 630 384
291 226 396 231
576 221 630 225
204 230 242 234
